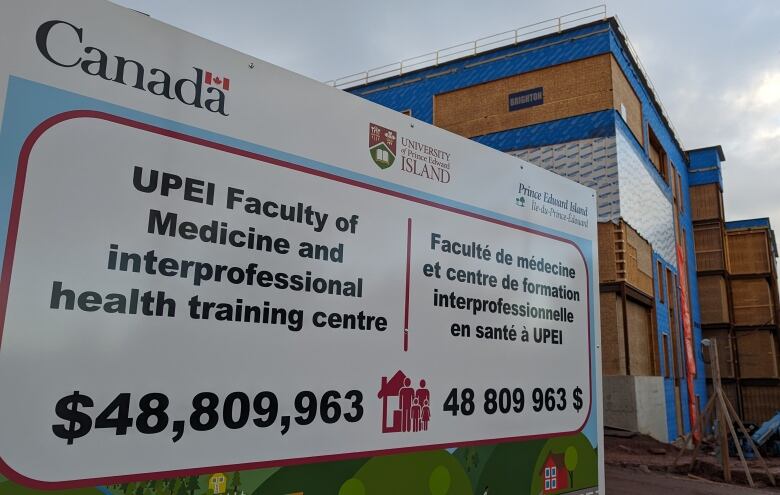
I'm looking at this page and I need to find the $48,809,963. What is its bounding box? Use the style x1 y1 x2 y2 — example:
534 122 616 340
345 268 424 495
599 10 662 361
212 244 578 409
52 389 364 444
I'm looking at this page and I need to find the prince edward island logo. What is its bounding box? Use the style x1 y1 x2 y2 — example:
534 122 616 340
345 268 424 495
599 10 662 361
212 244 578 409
369 123 397 169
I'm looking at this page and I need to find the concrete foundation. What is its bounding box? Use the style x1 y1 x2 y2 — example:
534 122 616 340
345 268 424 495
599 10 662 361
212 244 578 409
604 375 668 442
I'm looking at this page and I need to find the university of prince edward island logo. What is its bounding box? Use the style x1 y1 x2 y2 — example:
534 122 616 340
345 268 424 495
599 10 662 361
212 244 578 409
369 123 397 169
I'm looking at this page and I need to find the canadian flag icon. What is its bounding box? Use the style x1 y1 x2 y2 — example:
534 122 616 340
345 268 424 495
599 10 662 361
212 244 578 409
204 71 230 91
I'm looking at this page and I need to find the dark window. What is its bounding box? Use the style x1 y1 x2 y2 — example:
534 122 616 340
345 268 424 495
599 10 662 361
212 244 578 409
647 126 669 183
667 269 681 378
676 170 684 213
662 334 671 378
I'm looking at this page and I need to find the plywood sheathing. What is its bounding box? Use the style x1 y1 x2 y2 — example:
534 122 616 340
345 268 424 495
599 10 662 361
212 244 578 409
727 230 772 275
433 53 643 142
731 278 775 326
690 184 724 223
698 275 730 325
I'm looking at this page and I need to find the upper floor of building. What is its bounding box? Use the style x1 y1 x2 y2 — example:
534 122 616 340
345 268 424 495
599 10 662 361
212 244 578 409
338 15 721 271
343 16 690 178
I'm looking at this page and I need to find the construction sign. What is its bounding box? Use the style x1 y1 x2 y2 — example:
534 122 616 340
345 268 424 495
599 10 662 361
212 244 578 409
0 1 602 493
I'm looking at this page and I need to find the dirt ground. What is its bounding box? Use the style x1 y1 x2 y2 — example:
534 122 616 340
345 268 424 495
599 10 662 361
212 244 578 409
604 430 780 493
606 465 775 494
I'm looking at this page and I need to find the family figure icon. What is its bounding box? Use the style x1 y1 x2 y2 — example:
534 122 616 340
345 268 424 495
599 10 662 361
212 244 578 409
378 370 431 433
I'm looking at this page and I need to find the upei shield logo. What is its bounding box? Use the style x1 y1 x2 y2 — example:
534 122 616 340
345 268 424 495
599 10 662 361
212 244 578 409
369 123 397 169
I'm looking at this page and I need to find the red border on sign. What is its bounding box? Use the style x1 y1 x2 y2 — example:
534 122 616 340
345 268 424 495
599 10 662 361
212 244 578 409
0 110 593 489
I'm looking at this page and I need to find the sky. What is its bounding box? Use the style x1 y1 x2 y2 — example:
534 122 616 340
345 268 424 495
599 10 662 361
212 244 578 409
111 0 780 230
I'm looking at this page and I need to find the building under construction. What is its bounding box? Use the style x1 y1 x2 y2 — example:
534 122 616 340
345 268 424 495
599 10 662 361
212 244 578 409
330 7 780 440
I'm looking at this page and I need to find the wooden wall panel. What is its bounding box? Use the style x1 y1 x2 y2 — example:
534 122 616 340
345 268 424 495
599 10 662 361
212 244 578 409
600 291 625 375
737 330 779 378
742 385 780 424
727 230 772 275
731 278 775 326
624 222 654 297
611 56 643 143
702 328 734 378
693 222 725 272
627 300 654 376
689 184 723 222
600 292 655 376
434 54 614 138
598 222 618 284
598 220 654 298
697 275 729 324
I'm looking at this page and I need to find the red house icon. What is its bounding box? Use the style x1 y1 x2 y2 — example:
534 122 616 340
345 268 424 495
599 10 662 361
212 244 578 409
378 370 408 433
539 452 569 493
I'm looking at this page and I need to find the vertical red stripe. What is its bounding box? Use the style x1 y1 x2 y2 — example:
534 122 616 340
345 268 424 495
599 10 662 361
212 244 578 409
404 218 412 351
222 78 230 91
204 71 212 85
677 244 699 442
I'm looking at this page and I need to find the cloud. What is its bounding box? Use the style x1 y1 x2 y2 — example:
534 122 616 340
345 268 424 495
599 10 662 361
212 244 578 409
727 71 780 112
754 72 780 107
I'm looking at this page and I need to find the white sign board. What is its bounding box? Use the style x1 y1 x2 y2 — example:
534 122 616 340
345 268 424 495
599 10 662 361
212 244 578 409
0 0 602 491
